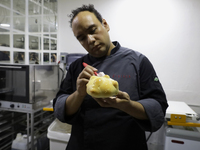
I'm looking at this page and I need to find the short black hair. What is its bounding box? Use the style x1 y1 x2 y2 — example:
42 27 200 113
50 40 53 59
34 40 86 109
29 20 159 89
69 4 103 27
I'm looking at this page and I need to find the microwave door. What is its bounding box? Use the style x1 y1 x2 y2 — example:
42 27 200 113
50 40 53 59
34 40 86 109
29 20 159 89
0 65 29 103
0 68 14 101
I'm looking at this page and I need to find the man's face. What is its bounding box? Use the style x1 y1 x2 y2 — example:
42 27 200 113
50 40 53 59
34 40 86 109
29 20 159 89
72 11 112 58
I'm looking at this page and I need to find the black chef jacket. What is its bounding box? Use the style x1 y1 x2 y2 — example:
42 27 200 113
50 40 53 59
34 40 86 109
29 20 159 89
53 41 168 150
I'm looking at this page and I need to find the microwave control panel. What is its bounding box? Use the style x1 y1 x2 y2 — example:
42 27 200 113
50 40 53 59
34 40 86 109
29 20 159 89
0 101 33 111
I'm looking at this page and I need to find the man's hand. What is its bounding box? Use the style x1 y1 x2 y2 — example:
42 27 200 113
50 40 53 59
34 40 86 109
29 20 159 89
93 91 148 120
76 64 98 97
93 91 130 109
65 64 97 116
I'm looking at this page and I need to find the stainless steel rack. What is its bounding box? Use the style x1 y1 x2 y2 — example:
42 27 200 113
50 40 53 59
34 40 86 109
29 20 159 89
0 103 54 150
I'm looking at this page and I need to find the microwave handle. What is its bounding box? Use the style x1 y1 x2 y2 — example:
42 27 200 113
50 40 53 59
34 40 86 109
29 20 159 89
0 66 22 69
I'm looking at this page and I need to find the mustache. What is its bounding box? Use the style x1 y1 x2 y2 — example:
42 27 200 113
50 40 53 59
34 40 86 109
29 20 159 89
89 43 100 50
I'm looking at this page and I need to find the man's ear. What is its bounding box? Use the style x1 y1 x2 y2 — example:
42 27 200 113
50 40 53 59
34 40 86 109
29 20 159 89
102 19 110 32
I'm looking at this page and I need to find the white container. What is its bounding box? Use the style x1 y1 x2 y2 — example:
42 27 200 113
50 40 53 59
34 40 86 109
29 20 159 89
164 127 200 150
11 133 37 150
47 119 71 150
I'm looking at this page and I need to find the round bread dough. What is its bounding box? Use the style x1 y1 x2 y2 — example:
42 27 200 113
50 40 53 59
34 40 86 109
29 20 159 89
86 75 119 98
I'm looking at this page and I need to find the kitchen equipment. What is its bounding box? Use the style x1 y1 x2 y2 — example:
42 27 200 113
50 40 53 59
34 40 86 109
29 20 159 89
164 125 200 150
166 101 198 120
164 101 200 150
0 64 59 110
65 53 86 71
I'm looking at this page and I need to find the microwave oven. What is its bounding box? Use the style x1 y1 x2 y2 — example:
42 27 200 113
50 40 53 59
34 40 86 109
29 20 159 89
0 64 59 104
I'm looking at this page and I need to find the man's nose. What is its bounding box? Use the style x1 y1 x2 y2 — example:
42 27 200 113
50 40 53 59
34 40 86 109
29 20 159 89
87 34 95 44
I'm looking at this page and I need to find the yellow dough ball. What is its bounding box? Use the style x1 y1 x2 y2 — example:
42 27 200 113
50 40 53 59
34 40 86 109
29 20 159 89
86 75 119 98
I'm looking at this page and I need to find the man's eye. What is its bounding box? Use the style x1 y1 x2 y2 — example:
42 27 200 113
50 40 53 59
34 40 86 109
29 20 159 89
79 36 86 41
91 28 97 34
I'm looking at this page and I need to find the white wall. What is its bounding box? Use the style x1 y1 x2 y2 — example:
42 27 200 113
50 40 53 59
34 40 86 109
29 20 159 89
58 0 200 106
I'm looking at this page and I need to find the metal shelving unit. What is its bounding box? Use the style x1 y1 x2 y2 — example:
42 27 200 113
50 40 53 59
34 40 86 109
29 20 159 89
0 1 58 149
0 111 25 150
0 104 55 150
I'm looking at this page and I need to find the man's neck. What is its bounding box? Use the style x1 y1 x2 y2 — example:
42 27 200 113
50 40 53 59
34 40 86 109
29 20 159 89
107 42 116 56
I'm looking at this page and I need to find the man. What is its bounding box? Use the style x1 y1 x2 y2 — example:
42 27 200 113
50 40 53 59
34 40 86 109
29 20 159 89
53 4 168 150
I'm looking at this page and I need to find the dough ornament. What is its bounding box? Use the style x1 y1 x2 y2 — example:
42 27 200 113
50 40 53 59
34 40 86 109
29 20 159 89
86 75 119 98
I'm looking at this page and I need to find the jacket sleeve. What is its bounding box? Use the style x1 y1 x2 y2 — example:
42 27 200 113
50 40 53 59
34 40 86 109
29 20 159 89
53 64 82 124
136 56 168 132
